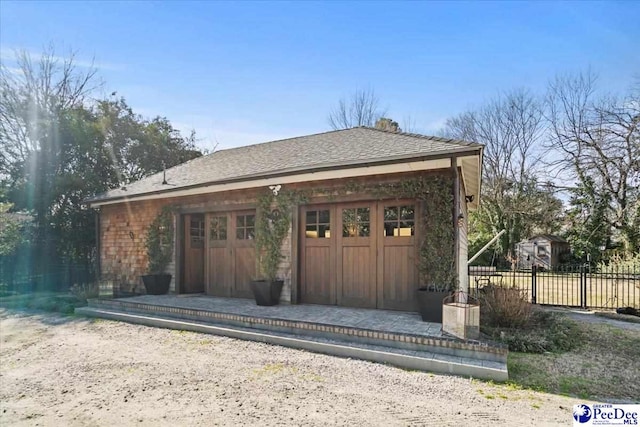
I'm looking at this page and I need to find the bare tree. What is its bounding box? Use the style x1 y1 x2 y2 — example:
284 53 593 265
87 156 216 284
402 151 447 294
546 72 640 254
0 45 101 175
401 115 418 133
328 88 387 130
443 89 558 264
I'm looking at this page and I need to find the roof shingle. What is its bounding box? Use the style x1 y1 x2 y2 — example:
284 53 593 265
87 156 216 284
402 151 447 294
88 126 481 203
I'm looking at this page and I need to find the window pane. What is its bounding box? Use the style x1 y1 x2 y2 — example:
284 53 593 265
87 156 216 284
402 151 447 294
236 228 245 240
400 206 415 221
319 224 330 238
306 210 317 224
342 208 355 223
359 224 370 237
305 224 318 238
342 209 356 237
246 215 255 227
237 215 245 227
384 222 395 237
246 227 255 240
343 224 357 237
357 208 370 222
384 207 398 221
398 221 415 236
210 216 227 241
318 210 330 224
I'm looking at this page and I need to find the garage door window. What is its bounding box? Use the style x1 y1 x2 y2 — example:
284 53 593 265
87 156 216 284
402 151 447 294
306 209 331 238
384 205 415 237
190 216 205 248
210 216 227 241
342 207 370 237
236 214 255 240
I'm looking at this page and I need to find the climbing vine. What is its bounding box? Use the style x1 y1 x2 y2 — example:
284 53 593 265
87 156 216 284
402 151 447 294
414 177 457 291
145 206 174 274
254 174 458 290
255 190 307 282
365 175 457 291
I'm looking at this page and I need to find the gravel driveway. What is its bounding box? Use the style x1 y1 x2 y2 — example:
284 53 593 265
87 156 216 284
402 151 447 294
0 309 589 426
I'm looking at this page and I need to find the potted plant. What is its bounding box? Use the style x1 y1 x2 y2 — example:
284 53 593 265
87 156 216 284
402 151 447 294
141 207 174 295
417 280 457 322
415 182 458 322
251 189 293 306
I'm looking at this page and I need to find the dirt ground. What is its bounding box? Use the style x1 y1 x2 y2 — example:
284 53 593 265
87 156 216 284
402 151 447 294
1 309 591 426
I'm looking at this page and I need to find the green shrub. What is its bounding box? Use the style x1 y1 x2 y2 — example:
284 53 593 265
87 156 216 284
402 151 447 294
479 285 533 328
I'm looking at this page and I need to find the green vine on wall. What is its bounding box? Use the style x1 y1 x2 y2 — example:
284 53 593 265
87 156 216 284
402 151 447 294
255 190 307 282
414 177 457 291
364 175 457 291
145 206 174 274
254 174 458 289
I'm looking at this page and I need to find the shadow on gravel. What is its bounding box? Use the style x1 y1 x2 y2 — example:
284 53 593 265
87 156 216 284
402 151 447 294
0 306 94 327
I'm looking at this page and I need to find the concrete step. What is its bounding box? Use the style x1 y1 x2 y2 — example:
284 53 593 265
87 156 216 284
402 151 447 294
87 298 507 364
76 306 508 381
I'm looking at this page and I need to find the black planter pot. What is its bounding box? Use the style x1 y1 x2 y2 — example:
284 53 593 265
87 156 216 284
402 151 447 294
416 288 451 323
141 274 172 295
250 280 284 306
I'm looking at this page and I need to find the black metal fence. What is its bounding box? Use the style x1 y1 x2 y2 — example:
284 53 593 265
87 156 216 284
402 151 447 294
470 265 640 310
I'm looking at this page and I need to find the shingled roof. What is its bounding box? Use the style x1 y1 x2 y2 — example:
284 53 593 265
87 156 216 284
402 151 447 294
87 126 481 204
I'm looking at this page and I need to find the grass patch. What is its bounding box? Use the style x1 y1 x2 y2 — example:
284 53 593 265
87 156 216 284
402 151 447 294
483 309 583 353
507 320 640 402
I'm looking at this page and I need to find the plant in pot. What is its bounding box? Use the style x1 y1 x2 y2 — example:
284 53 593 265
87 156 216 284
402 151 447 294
141 207 174 295
416 180 458 322
251 189 293 306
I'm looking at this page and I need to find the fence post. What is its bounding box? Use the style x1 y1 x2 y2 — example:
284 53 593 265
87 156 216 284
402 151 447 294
580 264 587 308
531 265 537 304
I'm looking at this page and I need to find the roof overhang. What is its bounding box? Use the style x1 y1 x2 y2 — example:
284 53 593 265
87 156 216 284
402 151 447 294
89 149 483 209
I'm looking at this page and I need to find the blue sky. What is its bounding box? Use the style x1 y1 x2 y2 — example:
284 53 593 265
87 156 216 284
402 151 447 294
1 1 638 151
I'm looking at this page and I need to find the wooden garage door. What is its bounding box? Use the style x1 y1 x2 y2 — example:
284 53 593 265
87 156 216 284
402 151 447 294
205 210 256 298
337 204 377 308
300 206 335 305
378 203 418 311
301 201 418 311
183 214 205 293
